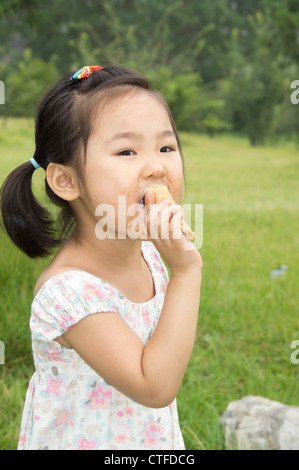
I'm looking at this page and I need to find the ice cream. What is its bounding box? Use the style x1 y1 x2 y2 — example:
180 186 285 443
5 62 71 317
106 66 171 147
145 185 195 241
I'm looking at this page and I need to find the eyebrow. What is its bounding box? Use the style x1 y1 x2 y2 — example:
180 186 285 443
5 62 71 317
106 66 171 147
107 129 176 143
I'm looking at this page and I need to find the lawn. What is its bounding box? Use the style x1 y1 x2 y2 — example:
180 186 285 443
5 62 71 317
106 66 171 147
0 118 299 450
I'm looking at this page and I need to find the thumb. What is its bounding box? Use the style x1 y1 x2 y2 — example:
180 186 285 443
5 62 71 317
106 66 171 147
144 188 155 206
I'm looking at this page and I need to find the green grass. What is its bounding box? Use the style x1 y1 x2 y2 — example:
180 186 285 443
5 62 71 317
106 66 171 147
1 118 299 450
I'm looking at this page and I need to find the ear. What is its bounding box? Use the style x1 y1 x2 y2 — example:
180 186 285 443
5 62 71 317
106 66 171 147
46 163 80 201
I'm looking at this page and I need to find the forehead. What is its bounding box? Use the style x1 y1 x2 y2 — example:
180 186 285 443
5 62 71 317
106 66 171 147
92 87 172 135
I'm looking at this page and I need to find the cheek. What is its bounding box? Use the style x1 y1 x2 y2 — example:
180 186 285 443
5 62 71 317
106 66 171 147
83 164 115 205
86 179 111 206
172 180 184 203
169 160 184 203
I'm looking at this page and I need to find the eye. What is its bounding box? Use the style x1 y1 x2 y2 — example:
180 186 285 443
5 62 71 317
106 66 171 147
117 149 136 156
160 146 175 153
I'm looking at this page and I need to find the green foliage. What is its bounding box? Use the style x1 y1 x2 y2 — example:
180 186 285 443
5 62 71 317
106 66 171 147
1 48 58 118
202 113 232 138
221 12 292 145
148 68 202 131
0 0 298 144
147 68 232 135
0 0 38 19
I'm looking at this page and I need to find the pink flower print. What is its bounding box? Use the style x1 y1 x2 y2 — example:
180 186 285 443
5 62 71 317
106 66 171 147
53 409 71 428
41 344 65 362
117 405 135 418
53 275 65 286
142 309 151 326
40 371 69 401
124 405 135 417
142 420 165 448
77 437 97 450
81 282 108 301
18 434 25 449
114 433 128 445
45 376 64 399
49 406 75 433
86 382 112 410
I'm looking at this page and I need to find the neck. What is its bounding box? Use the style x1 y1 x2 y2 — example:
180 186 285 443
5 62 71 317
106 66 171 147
66 197 150 272
67 230 146 273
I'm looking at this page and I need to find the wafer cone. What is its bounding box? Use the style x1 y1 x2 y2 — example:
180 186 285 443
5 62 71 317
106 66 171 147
145 185 195 241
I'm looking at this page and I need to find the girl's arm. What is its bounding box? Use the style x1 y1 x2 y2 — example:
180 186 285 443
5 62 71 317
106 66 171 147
62 268 201 408
62 194 203 408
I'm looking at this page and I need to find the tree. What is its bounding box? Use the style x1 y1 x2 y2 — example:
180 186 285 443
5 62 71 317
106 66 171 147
2 48 57 118
0 0 37 19
0 0 297 140
223 12 286 145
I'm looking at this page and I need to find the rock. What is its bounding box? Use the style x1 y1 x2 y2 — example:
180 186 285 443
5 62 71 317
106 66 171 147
220 396 299 450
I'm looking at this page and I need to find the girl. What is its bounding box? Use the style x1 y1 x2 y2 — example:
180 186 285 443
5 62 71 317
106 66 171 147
0 65 203 450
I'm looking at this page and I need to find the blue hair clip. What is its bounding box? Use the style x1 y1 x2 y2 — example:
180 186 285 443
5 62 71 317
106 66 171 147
30 157 40 170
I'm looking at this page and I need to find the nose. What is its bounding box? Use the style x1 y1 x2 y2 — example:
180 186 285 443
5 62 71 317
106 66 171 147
143 153 167 181
148 168 166 180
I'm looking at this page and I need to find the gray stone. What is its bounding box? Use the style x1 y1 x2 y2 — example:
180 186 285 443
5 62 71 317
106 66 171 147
220 395 299 450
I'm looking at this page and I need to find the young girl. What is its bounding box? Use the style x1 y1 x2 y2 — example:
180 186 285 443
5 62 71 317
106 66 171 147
1 65 203 450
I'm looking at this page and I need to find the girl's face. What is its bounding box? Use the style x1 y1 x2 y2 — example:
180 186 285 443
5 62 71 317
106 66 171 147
79 88 184 238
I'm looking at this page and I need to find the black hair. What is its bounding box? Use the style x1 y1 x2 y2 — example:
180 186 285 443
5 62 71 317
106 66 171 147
0 65 185 258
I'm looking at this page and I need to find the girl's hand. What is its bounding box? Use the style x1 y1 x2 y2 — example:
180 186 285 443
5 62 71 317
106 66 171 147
144 189 203 276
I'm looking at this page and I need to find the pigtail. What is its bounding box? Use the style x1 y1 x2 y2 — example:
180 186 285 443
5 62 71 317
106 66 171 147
0 161 59 258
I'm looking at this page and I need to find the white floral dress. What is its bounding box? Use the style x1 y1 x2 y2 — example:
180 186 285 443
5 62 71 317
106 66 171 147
18 241 185 450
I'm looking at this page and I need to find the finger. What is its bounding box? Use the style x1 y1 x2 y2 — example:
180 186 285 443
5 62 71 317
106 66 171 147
161 204 182 223
168 204 184 218
146 197 171 224
146 201 170 238
159 205 183 239
169 207 184 239
146 198 169 226
144 189 155 207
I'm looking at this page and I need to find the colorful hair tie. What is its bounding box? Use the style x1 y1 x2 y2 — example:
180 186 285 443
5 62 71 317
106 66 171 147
30 157 40 170
70 65 103 81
